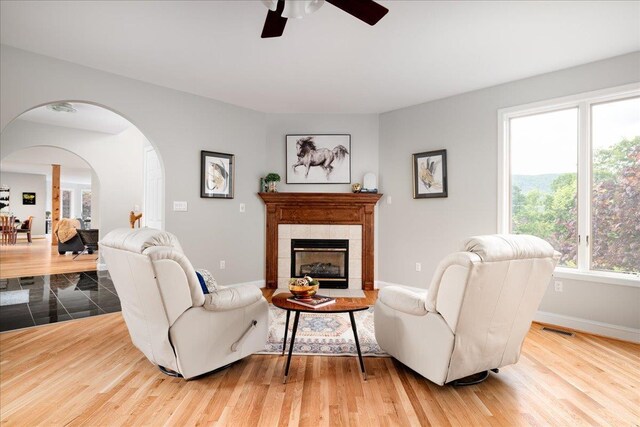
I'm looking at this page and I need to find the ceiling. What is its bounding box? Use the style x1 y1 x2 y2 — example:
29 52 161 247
18 103 133 135
1 1 638 114
1 147 92 184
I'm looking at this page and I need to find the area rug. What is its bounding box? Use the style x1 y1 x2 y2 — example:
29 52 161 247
257 305 388 357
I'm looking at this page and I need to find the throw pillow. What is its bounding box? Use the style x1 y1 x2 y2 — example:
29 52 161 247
195 269 219 294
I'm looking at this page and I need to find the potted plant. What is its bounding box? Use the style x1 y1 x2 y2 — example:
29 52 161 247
264 173 281 192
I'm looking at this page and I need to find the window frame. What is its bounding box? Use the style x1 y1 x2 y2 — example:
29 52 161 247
80 189 92 220
61 188 74 219
498 83 640 287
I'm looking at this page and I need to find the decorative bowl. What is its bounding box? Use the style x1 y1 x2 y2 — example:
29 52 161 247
289 277 320 299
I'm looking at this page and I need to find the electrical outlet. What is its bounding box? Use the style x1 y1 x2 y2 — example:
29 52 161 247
415 262 421 272
173 201 188 212
554 281 563 292
239 203 246 213
220 260 226 270
387 196 392 205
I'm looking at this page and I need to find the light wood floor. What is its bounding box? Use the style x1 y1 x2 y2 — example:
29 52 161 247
1 303 638 426
0 236 97 279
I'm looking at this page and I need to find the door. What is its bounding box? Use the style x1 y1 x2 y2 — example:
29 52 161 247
143 146 163 230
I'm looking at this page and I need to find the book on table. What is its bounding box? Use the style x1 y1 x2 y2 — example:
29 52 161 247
287 295 336 308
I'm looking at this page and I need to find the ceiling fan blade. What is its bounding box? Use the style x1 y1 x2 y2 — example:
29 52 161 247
261 0 288 38
326 0 388 26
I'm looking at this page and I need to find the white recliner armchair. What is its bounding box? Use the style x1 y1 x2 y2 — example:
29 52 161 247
99 228 269 379
375 234 560 385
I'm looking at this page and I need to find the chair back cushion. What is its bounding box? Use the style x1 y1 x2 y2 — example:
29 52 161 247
441 234 560 382
99 228 205 372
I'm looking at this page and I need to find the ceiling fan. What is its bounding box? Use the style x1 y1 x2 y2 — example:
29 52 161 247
261 0 389 38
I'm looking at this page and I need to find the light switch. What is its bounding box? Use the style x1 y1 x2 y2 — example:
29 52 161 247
239 203 246 213
173 201 188 212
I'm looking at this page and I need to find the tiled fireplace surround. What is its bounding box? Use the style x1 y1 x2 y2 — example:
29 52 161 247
259 193 383 290
277 224 363 289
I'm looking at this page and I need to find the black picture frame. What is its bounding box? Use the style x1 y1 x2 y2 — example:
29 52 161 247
201 151 234 199
413 149 448 199
22 192 36 205
286 134 351 184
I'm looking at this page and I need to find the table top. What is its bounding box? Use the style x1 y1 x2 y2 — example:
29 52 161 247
272 292 369 313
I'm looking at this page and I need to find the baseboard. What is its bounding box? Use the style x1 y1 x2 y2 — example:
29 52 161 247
374 280 406 289
227 280 265 288
534 311 640 343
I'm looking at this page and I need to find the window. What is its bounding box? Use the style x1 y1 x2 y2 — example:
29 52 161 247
81 189 92 220
499 84 640 281
61 189 73 219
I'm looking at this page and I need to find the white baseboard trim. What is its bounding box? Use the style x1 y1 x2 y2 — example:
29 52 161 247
227 280 265 288
534 311 640 343
375 280 406 289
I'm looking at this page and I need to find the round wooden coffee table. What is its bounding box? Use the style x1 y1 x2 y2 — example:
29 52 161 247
272 292 370 383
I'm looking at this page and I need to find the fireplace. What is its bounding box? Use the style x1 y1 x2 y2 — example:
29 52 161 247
291 239 348 289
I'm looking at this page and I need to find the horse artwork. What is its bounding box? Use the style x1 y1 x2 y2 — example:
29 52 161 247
286 134 351 184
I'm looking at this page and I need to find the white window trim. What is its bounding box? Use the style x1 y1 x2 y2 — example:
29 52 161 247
497 82 640 288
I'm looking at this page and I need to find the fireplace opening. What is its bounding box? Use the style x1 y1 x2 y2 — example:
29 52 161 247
291 239 348 289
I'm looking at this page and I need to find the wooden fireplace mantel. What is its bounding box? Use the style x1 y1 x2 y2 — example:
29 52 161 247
259 192 383 290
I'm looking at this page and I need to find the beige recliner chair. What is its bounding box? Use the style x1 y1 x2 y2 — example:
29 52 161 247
375 234 560 385
100 228 269 379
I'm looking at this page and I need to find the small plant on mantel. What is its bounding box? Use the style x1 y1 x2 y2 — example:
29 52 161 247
264 173 281 192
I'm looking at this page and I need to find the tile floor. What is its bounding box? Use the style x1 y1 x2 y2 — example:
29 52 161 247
0 271 121 332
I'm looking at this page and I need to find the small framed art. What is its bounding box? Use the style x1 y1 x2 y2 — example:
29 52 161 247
22 192 36 205
413 149 448 198
201 151 234 199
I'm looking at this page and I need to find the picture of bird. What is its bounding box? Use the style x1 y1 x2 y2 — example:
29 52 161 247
419 158 441 191
207 160 229 193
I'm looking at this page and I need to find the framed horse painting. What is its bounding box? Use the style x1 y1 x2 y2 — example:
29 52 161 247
286 134 351 184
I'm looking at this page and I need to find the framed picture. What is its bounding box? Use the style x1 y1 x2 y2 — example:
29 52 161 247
0 185 9 212
201 151 234 199
286 134 351 184
22 192 36 205
413 149 448 198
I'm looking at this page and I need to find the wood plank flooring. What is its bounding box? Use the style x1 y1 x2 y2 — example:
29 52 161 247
0 237 97 279
1 302 638 426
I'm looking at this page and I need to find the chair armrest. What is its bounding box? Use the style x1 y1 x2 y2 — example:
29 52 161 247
203 285 263 312
378 286 428 316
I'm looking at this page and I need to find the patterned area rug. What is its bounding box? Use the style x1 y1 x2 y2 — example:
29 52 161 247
257 305 388 357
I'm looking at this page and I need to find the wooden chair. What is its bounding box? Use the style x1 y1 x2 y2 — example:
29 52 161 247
1 216 17 245
16 215 33 243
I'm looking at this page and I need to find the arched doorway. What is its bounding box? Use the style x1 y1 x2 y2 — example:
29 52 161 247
0 101 164 273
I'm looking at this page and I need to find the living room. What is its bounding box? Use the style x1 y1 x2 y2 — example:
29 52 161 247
0 1 638 425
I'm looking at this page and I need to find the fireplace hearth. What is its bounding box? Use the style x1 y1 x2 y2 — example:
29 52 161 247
291 239 348 289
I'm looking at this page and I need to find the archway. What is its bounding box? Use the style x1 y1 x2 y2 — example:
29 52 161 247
0 101 164 272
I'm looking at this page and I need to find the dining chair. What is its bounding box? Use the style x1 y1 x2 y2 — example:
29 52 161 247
16 215 33 243
1 216 17 245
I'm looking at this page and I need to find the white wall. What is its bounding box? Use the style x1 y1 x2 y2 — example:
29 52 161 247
1 120 144 242
0 171 46 235
378 52 640 334
1 45 266 285
265 114 379 193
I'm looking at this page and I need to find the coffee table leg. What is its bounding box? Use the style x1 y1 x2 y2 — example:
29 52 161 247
283 311 300 384
282 310 291 356
349 311 367 381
